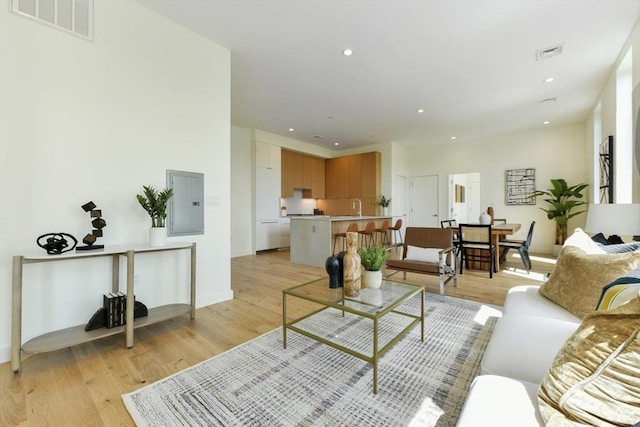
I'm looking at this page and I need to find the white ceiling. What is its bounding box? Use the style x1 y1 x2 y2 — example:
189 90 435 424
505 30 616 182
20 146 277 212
139 0 640 151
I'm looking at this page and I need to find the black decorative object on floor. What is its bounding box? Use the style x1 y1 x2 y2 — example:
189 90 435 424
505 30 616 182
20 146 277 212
36 232 78 254
77 200 107 251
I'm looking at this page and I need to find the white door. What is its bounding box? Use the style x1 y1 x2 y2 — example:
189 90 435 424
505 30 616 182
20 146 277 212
392 174 408 237
409 175 439 227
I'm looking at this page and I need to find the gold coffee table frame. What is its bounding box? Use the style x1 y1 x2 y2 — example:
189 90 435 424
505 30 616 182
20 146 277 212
282 278 424 394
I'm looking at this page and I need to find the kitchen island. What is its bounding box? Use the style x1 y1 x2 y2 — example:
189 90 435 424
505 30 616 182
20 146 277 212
290 216 393 267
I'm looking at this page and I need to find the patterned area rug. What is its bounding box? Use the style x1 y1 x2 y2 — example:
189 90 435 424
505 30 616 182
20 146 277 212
122 294 501 426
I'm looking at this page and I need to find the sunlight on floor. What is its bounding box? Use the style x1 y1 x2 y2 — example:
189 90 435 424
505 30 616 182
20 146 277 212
503 269 547 282
408 398 444 426
473 304 503 326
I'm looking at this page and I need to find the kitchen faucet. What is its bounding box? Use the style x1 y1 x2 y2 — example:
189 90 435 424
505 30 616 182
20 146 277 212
352 199 362 217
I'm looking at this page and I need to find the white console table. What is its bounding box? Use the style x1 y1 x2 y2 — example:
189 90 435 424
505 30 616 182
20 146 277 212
11 242 196 373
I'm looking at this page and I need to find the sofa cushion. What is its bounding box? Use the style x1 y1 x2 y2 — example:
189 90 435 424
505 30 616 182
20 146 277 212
537 294 640 426
562 227 606 254
590 232 610 245
481 314 578 384
539 246 640 318
596 276 640 310
600 241 640 253
503 285 580 323
457 375 542 427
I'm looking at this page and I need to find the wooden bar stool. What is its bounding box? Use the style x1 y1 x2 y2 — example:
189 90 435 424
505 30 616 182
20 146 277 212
374 220 390 245
333 223 358 254
389 218 403 247
358 221 376 248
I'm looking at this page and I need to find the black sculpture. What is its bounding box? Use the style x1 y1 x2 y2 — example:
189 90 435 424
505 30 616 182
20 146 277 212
76 201 107 251
36 232 78 255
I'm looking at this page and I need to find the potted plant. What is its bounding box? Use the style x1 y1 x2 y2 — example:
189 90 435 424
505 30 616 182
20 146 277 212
532 179 588 251
377 195 391 216
358 245 388 289
136 185 174 246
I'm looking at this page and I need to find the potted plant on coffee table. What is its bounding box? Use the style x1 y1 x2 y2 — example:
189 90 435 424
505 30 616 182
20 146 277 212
532 178 588 253
358 245 388 289
136 185 174 246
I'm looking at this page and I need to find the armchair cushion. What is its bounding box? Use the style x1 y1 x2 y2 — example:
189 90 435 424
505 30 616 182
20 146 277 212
405 246 441 264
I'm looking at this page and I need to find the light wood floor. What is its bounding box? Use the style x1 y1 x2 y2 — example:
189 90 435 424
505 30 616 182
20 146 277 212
0 249 556 426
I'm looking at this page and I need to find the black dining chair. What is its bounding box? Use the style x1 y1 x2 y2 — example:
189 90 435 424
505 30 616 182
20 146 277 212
499 221 535 273
458 223 497 278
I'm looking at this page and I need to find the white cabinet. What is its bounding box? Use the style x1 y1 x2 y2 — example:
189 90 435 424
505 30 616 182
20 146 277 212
255 141 281 170
256 220 281 251
255 168 281 221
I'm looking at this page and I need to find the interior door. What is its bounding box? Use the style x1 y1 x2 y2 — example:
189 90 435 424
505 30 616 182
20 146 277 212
409 175 439 227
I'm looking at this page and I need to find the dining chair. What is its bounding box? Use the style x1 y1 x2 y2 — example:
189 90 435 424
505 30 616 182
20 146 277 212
499 221 535 273
441 219 461 257
458 223 496 278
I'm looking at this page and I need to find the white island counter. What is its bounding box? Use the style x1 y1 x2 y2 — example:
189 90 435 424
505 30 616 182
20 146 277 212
290 216 392 267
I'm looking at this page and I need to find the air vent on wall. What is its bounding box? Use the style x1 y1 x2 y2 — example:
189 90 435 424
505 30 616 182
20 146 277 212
10 0 93 40
536 44 564 61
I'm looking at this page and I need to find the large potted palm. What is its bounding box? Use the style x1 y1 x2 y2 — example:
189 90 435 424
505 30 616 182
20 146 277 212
532 179 588 252
137 185 174 246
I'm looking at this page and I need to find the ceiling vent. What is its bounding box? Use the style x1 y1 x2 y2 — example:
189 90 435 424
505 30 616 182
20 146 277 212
536 44 564 61
312 135 323 139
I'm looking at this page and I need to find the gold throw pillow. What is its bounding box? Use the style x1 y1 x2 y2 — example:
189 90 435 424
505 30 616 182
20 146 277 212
539 246 640 318
538 295 640 426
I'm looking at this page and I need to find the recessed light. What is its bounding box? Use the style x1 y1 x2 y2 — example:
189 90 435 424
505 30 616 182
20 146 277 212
334 142 340 146
343 49 353 56
417 108 424 113
450 136 456 140
543 121 550 125
544 77 555 83
288 128 294 132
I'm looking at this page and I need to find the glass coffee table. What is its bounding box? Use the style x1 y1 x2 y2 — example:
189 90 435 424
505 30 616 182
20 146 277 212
282 277 424 394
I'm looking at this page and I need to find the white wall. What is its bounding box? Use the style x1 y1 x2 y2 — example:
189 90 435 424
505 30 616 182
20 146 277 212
230 126 254 257
408 124 588 254
0 1 232 363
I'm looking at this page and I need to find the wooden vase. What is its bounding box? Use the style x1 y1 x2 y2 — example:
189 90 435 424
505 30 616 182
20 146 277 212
343 232 361 297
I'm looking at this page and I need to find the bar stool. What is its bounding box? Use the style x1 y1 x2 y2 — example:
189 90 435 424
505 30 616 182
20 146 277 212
358 221 376 247
389 218 403 247
374 220 390 245
333 223 358 254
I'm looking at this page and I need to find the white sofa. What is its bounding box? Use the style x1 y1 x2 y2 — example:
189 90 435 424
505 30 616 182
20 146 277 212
456 284 581 426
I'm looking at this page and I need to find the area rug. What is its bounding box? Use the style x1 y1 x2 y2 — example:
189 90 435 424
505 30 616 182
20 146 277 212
122 293 501 426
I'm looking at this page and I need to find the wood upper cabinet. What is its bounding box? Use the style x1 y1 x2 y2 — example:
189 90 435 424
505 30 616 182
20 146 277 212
360 152 381 197
281 149 295 197
281 149 325 198
324 151 380 199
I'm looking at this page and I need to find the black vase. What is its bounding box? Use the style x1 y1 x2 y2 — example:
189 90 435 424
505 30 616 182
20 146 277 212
325 255 341 288
336 251 347 287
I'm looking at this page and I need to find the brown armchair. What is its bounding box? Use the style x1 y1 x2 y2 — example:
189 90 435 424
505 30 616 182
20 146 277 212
385 227 457 295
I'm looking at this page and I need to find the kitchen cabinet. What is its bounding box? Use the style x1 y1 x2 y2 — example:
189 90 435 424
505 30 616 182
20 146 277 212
255 220 282 251
255 141 281 170
281 149 325 199
255 167 281 221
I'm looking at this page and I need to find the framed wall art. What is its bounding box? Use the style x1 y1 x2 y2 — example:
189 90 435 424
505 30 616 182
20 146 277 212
505 168 536 205
599 135 614 204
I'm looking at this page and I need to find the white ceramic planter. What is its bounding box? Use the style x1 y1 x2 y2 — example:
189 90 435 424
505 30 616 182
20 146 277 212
362 270 382 289
149 227 167 247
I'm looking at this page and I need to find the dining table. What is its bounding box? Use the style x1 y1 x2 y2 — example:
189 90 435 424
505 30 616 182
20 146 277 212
491 223 521 270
